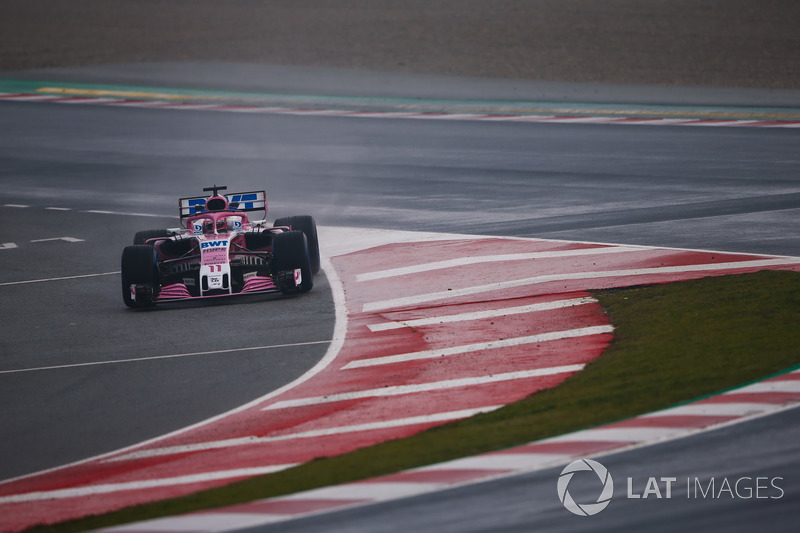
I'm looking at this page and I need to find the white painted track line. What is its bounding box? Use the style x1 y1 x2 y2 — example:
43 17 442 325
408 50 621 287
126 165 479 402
281 481 449 501
107 406 503 463
362 258 800 312
342 326 613 369
733 380 800 393
367 296 597 332
543 427 685 443
356 246 642 281
423 453 573 471
263 364 586 410
644 403 775 417
0 465 297 504
0 271 120 287
0 340 331 375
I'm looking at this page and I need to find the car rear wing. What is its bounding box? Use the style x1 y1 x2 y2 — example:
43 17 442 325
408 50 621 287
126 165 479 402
179 190 267 225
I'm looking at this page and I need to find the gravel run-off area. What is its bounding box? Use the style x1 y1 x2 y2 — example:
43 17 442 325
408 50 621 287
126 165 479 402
2 0 799 90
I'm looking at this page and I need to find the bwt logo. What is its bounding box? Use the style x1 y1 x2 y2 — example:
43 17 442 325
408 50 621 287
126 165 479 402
201 241 228 248
227 193 259 209
186 193 259 214
557 459 614 516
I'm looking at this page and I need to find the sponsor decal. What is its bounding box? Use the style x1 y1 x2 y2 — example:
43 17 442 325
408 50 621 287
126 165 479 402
184 193 261 215
226 193 260 209
201 239 229 265
201 240 228 249
186 198 207 215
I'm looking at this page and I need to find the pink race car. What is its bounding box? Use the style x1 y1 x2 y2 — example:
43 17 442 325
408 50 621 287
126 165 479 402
121 185 320 308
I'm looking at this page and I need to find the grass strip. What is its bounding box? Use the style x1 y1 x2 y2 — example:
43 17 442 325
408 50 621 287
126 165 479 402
31 269 800 532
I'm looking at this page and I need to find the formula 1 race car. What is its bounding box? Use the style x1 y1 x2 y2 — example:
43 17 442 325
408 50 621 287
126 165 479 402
121 185 320 308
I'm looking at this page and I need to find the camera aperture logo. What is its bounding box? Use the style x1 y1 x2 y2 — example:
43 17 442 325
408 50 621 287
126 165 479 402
557 459 614 516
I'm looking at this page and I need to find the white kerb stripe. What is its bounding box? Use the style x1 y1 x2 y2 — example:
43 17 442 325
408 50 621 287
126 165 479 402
343 326 613 369
356 246 642 281
728 380 800 394
368 297 596 332
0 464 296 504
644 402 774 417
100 512 291 532
263 364 585 410
542 427 684 443
280 481 448 502
362 258 800 312
422 453 573 472
107 406 503 462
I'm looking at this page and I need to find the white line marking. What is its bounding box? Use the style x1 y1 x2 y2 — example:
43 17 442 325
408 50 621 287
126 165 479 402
106 406 502 463
29 236 84 243
0 242 18 250
362 258 800 312
645 403 775 417
45 207 71 211
543 427 682 443
368 297 597 332
356 246 641 281
0 464 297 504
0 271 120 287
423 453 573 471
0 340 331 375
100 512 292 532
343 326 613 369
83 209 175 218
729 380 800 394
3 204 29 208
281 481 449 501
263 364 586 410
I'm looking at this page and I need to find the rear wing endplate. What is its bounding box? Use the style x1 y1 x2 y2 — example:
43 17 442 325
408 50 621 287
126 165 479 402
179 190 267 225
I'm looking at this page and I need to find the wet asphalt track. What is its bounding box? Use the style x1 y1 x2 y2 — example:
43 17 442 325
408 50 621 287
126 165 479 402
1 76 799 529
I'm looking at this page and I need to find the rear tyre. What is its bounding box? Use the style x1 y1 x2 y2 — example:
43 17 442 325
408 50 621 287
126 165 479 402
272 230 313 293
273 215 320 274
134 229 169 245
121 245 157 308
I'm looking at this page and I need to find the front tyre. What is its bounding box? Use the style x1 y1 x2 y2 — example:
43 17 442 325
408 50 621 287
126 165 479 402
121 245 157 308
272 230 313 293
273 215 320 274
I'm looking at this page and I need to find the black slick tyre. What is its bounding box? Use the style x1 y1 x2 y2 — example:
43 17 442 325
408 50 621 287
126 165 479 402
273 215 320 274
121 245 157 308
272 230 313 293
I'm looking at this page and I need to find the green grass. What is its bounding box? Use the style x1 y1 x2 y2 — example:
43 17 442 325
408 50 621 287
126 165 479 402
31 270 800 532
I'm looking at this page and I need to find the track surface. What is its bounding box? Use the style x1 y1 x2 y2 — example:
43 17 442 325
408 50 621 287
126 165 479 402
242 404 800 533
1 74 799 531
